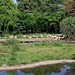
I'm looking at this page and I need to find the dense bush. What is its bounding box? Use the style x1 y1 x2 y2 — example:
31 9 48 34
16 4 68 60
0 0 65 35
0 11 63 35
22 12 62 33
60 17 75 40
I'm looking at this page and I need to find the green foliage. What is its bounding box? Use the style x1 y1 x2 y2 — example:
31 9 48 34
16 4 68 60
34 40 63 47
9 43 20 61
32 12 62 33
51 41 62 46
22 13 36 33
0 0 66 35
15 34 23 38
72 54 75 59
11 12 62 34
60 17 75 40
16 0 65 13
0 40 75 66
34 42 42 47
0 0 22 34
2 39 20 46
12 43 20 52
1 34 10 38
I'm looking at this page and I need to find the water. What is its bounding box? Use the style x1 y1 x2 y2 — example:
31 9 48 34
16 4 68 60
0 64 75 75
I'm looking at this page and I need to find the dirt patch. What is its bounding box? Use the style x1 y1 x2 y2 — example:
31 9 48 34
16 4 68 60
0 60 75 71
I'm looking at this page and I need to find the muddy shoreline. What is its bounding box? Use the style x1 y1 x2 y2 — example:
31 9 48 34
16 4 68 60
0 60 75 71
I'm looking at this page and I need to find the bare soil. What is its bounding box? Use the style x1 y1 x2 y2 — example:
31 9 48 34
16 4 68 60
0 60 75 71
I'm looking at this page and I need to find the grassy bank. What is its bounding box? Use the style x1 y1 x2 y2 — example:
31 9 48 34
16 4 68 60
0 33 59 38
0 39 75 66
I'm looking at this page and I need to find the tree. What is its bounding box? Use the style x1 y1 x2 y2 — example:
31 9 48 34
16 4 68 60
22 13 36 33
63 0 75 16
0 0 21 34
0 0 65 35
32 12 62 33
16 0 65 14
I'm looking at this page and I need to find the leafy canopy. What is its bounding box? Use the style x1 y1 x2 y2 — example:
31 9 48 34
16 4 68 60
16 0 65 13
0 0 20 34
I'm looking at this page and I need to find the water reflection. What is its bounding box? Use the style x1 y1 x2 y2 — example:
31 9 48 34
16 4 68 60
0 64 75 75
0 71 9 75
51 65 71 75
10 70 34 75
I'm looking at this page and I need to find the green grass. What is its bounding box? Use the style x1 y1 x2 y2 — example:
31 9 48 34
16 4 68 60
0 33 60 39
2 39 20 46
0 39 75 66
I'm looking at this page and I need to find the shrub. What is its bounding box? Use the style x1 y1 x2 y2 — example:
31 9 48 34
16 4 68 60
52 41 62 46
16 34 23 38
34 40 63 47
12 44 20 52
60 17 75 40
9 43 20 60
72 54 75 59
2 39 20 45
34 41 42 47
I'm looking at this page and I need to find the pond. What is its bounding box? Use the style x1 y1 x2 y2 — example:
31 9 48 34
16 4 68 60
0 64 75 75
